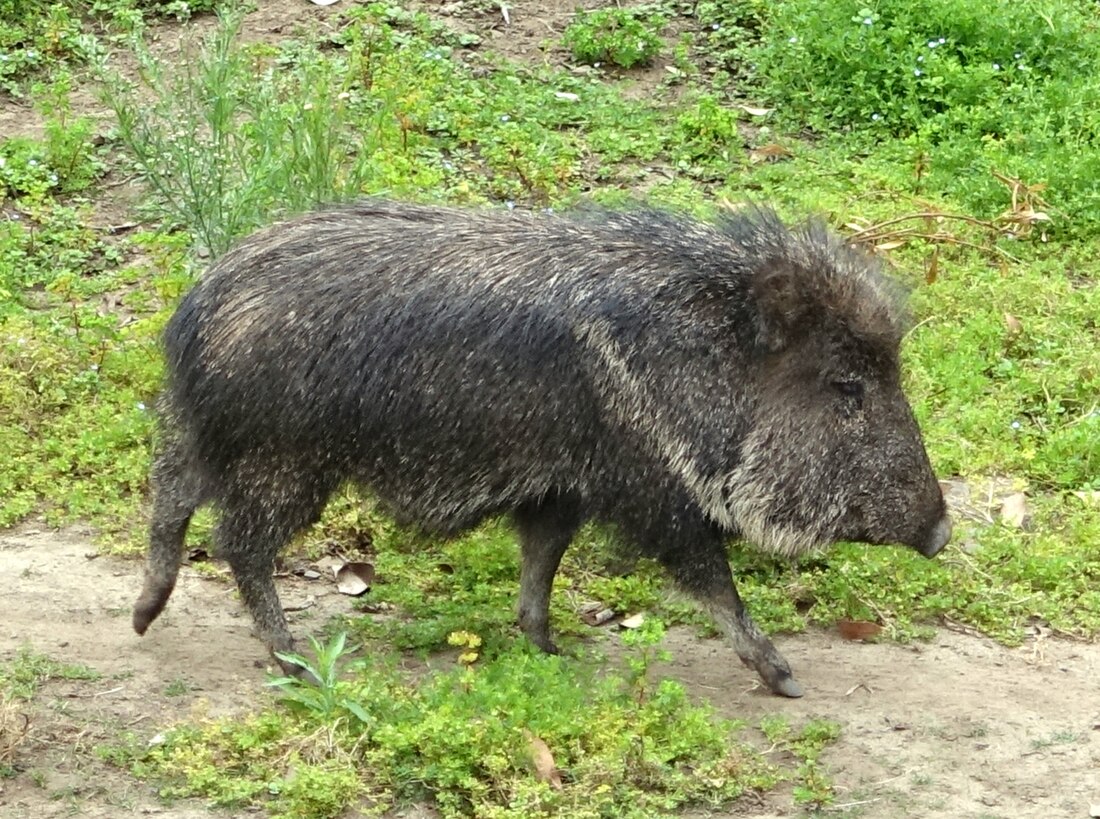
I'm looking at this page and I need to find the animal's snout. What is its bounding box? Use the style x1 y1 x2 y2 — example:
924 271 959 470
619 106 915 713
918 514 952 558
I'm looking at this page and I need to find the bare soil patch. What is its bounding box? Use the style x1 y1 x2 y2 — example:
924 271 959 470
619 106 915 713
2 526 1098 818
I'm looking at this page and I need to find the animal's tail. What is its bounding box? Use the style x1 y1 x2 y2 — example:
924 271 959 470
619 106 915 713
133 425 205 635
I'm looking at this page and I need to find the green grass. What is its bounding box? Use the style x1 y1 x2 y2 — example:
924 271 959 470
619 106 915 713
3 0 1100 815
133 631 788 818
0 648 101 700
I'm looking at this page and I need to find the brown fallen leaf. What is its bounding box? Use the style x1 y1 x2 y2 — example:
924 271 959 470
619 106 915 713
523 729 563 790
739 104 774 117
1004 312 1023 336
999 492 1030 529
749 143 793 164
619 613 645 629
335 562 375 596
837 619 883 641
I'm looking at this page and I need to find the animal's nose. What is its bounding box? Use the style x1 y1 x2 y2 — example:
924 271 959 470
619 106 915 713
918 514 952 558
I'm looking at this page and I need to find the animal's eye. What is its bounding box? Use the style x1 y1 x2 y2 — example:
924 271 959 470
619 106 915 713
832 380 864 401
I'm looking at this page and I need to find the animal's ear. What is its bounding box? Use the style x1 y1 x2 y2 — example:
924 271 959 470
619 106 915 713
748 261 812 352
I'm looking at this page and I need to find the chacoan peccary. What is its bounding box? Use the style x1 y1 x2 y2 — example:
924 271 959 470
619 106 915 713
133 200 951 698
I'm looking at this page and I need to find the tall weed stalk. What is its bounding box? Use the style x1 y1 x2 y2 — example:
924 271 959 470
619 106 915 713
93 8 370 254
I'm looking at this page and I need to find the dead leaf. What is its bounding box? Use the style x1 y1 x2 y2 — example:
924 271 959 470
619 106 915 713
300 569 322 580
579 603 615 626
315 555 344 576
837 619 883 641
873 240 905 251
619 613 645 629
335 562 374 596
739 104 773 116
1072 490 1100 507
925 246 939 284
1004 312 1023 336
999 492 1030 529
553 91 579 102
523 730 563 790
749 143 793 164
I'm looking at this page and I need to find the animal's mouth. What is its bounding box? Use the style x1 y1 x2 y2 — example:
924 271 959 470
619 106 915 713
917 514 952 558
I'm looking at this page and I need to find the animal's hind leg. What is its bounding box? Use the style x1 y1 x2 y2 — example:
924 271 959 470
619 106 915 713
514 494 582 654
216 472 334 676
133 432 208 635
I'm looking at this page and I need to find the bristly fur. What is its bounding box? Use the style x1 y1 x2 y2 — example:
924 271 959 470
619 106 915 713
135 199 948 695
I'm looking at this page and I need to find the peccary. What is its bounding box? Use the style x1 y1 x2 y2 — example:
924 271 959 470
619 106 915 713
133 200 951 697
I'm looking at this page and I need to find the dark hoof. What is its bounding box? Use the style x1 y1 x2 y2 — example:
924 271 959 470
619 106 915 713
771 675 804 698
521 631 560 655
518 614 560 655
133 582 173 635
132 608 152 636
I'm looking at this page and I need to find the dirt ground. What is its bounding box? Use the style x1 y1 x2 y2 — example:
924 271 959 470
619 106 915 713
1 524 1098 819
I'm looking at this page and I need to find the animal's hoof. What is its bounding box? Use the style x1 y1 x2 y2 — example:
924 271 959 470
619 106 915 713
771 675 804 698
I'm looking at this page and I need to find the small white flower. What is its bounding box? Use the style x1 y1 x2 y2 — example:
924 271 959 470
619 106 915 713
137 402 147 411
938 37 946 44
26 50 37 58
500 114 510 122
0 54 8 62
712 23 720 30
863 17 873 25
337 91 351 100
1014 52 1022 59
593 62 602 68
788 35 797 44
871 113 881 121
992 63 1001 71
28 158 38 166
917 55 924 62
928 40 938 48
914 68 922 76
1017 63 1027 71
505 200 515 210
89 364 99 371
1011 421 1021 429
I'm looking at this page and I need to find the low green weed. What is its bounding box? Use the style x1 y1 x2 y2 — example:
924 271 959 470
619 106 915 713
0 0 84 94
562 7 666 69
135 635 781 818
0 648 100 700
733 0 1100 233
759 715 841 807
269 633 372 726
